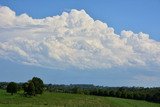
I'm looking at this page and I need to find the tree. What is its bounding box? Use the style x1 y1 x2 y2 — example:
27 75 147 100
32 77 44 94
22 77 44 96
116 91 122 97
109 90 115 97
27 81 35 96
72 87 84 94
22 82 28 94
153 92 160 103
6 82 18 95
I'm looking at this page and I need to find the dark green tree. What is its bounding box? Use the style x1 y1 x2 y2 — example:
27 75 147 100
72 87 84 94
153 92 160 103
22 77 44 96
116 91 122 97
109 90 116 97
27 81 35 96
22 82 28 94
32 77 44 94
6 82 18 95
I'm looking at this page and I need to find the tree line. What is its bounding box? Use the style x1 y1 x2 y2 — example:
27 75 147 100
5 77 44 96
45 84 160 103
0 80 160 103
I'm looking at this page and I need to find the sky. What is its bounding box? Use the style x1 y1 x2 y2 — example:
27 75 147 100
0 0 160 87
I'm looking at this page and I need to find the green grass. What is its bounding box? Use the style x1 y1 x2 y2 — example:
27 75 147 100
0 89 160 107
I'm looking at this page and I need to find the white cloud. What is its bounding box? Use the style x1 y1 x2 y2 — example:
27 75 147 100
0 6 160 70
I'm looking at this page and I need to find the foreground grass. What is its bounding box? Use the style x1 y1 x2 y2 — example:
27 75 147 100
0 89 160 107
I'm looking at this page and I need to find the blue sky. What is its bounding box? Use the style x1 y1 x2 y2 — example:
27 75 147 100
0 0 160 87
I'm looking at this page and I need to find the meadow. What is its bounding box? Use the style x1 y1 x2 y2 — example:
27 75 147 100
0 89 160 107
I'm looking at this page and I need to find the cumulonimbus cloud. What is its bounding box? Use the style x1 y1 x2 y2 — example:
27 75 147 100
0 6 160 70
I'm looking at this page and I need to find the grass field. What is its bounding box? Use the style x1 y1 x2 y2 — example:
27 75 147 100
0 89 160 107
